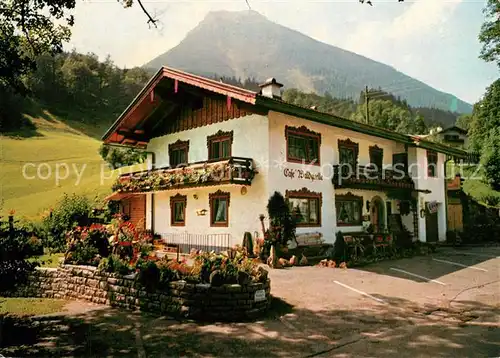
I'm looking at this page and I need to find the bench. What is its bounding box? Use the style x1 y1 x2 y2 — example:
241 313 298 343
290 232 334 261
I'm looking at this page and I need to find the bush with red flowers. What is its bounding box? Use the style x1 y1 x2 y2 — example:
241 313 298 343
64 225 109 265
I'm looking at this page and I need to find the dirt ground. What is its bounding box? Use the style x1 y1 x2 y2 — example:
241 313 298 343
1 246 499 357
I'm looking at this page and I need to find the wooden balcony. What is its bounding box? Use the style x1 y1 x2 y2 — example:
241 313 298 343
333 165 415 190
112 157 256 193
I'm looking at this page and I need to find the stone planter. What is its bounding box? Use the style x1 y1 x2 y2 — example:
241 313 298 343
6 265 271 321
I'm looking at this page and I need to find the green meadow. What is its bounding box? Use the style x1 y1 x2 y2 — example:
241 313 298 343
0 109 144 220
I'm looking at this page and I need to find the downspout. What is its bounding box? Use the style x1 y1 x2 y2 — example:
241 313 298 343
150 152 156 233
443 155 452 241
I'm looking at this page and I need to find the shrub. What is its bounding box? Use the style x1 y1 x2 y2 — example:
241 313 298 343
393 226 413 249
108 215 152 261
136 259 160 291
446 230 458 245
481 128 500 192
86 224 111 257
64 225 110 265
333 231 348 262
41 194 93 251
69 245 99 265
156 258 178 287
266 192 296 246
98 254 132 275
99 144 146 169
0 216 39 292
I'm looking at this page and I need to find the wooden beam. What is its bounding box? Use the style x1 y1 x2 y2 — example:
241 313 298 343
147 103 180 135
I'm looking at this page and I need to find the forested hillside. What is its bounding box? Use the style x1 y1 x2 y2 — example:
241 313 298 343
2 51 151 137
282 87 436 135
2 50 462 139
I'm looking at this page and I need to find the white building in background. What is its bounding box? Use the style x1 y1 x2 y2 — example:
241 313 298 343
102 67 467 249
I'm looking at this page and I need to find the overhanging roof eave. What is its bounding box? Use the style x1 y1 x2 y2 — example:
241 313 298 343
255 96 468 158
102 68 165 142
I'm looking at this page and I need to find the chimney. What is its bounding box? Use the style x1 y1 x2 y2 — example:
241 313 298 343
259 78 283 99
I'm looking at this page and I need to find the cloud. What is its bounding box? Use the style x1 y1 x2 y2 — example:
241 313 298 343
344 0 463 56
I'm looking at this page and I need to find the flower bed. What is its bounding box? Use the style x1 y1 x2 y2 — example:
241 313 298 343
9 265 271 321
33 216 272 320
63 216 267 288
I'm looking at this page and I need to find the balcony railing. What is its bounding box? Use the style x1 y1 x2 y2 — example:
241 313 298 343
158 232 232 254
112 157 256 193
333 165 415 190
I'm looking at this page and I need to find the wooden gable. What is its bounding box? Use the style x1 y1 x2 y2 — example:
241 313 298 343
159 95 252 136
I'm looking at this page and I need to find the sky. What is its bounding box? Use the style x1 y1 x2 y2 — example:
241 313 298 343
66 0 499 104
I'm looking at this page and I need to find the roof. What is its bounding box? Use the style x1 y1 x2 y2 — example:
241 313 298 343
102 66 468 158
439 125 468 135
102 67 257 142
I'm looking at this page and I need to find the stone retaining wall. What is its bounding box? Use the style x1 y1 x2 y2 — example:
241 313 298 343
10 265 271 321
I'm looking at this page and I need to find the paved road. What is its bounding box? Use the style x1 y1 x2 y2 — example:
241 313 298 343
2 247 499 357
268 246 500 357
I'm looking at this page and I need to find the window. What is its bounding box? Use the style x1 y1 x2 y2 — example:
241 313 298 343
207 130 233 160
169 140 189 167
209 190 230 227
170 194 187 226
285 126 321 165
427 151 438 177
393 153 408 174
369 145 383 171
338 138 359 174
286 188 322 227
336 193 363 226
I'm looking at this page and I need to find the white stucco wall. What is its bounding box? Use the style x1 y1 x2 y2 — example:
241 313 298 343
144 114 269 246
152 183 265 245
141 108 449 246
267 111 408 243
409 147 447 242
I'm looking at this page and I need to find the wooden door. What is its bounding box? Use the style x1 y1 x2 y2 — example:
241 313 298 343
425 211 439 242
447 203 463 232
121 196 146 229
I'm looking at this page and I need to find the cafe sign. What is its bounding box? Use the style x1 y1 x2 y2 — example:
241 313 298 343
283 168 323 182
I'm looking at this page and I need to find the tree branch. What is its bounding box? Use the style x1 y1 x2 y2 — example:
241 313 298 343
136 0 158 28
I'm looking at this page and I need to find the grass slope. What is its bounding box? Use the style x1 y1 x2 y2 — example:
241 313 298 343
0 107 143 220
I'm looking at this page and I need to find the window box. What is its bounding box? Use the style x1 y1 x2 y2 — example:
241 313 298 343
112 157 256 193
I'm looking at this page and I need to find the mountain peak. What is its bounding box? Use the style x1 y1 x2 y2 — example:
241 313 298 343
204 9 267 21
145 11 472 114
